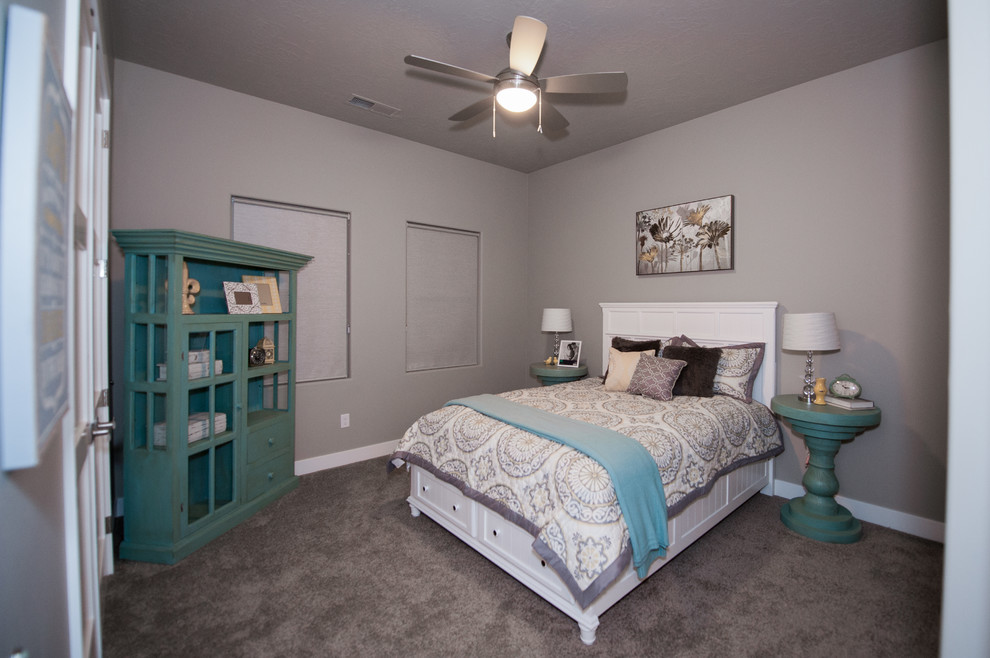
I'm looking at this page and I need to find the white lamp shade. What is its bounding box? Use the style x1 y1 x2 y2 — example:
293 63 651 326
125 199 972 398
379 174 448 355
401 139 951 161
781 312 840 351
541 308 573 333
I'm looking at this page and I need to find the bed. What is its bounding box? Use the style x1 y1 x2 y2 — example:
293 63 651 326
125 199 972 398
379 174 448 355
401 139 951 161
389 302 782 644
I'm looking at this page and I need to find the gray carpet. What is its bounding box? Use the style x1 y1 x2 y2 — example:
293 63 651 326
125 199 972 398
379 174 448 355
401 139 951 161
103 458 943 657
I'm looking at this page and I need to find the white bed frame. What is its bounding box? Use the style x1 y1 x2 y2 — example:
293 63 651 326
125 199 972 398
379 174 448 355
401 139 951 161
406 302 779 644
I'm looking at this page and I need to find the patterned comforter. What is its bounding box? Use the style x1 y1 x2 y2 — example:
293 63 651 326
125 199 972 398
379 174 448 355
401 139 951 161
391 378 783 607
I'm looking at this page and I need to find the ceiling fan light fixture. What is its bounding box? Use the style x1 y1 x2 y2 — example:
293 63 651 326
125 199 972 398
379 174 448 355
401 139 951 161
495 77 538 112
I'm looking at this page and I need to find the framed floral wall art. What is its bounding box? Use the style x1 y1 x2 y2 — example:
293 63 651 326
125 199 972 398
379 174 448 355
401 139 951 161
636 195 734 275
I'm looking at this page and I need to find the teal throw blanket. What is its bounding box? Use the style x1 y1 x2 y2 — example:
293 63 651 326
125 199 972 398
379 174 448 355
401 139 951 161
445 394 668 578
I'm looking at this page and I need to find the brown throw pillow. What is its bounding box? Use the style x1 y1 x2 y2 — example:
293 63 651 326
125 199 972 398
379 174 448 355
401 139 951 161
662 345 722 397
611 336 663 355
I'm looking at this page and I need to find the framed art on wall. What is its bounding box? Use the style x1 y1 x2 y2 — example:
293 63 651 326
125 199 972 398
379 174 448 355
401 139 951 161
636 195 734 275
0 6 72 470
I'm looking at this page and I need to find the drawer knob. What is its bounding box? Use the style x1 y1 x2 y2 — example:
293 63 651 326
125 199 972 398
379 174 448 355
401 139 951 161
267 471 274 481
422 485 429 493
268 437 275 447
451 504 460 512
492 529 499 538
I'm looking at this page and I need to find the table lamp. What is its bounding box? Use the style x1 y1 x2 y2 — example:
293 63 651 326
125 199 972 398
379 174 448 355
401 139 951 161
782 312 840 403
541 308 573 362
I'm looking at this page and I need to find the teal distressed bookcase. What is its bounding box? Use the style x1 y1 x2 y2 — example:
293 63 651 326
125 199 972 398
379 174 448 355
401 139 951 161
112 229 312 563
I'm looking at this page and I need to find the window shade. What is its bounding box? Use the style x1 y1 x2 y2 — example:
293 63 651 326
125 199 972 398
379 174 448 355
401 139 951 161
232 198 349 382
406 223 480 371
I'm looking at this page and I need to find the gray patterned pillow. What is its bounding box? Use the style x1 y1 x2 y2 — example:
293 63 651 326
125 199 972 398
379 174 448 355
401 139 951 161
627 355 688 401
678 335 765 402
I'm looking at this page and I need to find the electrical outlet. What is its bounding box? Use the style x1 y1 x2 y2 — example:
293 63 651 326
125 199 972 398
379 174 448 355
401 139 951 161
340 413 350 429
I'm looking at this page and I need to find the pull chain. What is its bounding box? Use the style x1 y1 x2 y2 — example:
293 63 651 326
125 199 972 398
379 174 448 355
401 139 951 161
492 95 497 138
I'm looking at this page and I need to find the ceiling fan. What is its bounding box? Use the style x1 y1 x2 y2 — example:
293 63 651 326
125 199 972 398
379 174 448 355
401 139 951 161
404 16 627 135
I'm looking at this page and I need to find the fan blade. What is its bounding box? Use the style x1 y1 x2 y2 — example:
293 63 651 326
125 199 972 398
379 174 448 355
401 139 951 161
449 97 493 122
539 100 569 132
541 72 628 95
508 16 547 76
404 55 497 84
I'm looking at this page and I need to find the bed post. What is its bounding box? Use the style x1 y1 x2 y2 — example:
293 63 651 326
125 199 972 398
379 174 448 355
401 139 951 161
579 620 599 645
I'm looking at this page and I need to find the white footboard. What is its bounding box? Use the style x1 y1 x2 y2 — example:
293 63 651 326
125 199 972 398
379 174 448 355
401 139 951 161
407 458 772 644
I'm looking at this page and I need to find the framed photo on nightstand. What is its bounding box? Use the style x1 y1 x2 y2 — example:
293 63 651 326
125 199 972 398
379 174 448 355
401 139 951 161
558 340 581 367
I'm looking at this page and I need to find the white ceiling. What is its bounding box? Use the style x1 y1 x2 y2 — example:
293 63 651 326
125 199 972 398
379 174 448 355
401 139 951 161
107 0 947 174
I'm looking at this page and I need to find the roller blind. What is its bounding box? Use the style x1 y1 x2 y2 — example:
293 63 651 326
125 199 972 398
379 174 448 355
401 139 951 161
232 197 349 382
406 223 480 371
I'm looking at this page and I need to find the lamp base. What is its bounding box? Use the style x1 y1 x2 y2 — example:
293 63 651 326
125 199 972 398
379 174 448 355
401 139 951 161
799 351 816 404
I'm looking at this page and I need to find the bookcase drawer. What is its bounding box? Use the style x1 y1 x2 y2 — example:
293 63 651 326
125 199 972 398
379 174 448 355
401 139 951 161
247 422 292 464
246 452 294 501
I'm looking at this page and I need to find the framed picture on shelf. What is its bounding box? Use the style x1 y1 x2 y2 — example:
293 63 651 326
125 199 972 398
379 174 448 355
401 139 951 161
242 275 282 314
558 340 582 367
223 281 262 314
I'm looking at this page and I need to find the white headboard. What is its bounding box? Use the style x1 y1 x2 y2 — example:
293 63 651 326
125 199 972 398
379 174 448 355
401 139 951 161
600 302 778 405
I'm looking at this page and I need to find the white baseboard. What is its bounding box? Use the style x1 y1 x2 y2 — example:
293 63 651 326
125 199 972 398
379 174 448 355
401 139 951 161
294 449 944 543
772 480 944 543
294 439 398 476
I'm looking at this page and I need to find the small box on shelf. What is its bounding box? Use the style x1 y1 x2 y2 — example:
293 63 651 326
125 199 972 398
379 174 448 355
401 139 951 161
153 412 228 446
187 349 210 364
157 360 223 380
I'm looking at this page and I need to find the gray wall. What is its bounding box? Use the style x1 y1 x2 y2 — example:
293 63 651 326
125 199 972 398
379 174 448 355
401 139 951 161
527 41 949 523
109 61 532 463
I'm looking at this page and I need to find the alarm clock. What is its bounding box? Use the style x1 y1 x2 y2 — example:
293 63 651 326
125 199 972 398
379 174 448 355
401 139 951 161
828 374 862 399
248 345 267 367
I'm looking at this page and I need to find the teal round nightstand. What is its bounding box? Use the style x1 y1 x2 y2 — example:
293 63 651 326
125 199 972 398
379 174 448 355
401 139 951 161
530 362 588 386
771 394 881 544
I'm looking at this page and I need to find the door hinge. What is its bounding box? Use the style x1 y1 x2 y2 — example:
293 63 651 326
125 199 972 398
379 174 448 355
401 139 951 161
104 516 114 534
102 129 110 149
96 258 108 278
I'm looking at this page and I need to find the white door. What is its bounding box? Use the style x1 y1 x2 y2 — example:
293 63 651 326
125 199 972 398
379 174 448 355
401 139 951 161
68 2 113 656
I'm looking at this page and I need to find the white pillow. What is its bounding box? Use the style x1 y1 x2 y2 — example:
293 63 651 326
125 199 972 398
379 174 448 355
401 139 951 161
603 348 654 391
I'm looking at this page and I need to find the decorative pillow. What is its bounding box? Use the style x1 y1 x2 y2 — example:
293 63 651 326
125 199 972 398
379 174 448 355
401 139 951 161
661 345 722 397
602 337 672 380
678 336 765 402
611 336 665 355
603 348 654 391
627 355 688 401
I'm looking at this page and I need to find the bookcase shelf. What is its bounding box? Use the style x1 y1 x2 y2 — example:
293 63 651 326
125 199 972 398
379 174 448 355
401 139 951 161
113 229 312 564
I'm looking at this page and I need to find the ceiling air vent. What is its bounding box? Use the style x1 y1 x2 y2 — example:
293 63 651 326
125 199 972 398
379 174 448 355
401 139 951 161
347 95 401 118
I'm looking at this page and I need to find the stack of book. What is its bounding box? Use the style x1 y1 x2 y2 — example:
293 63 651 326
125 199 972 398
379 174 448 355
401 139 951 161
157 350 223 380
824 395 875 410
153 411 228 446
